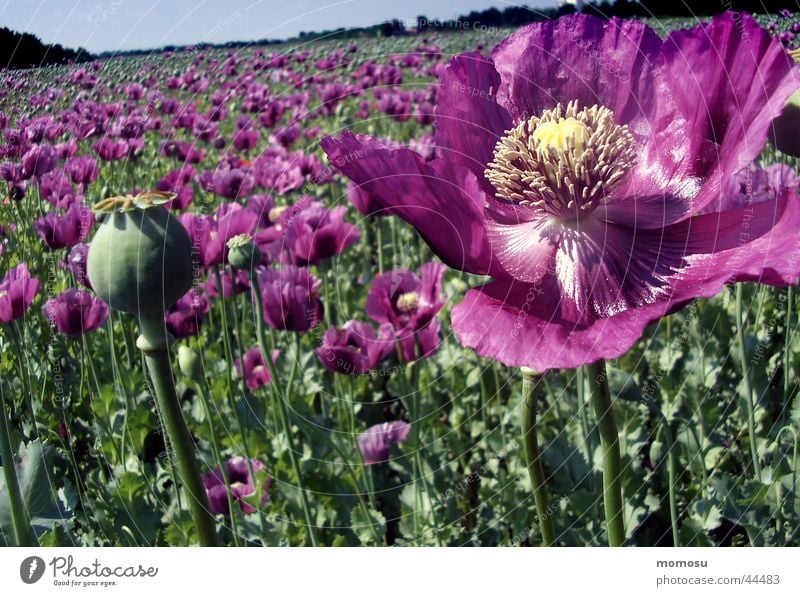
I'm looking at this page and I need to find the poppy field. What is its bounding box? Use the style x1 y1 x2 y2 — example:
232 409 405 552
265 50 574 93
1 11 800 548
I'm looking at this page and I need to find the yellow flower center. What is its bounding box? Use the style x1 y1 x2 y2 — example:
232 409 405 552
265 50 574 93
530 117 590 153
0 290 7 299
396 292 420 313
268 206 288 223
486 101 636 220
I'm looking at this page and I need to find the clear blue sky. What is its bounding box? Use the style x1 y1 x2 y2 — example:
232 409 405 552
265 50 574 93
0 0 555 53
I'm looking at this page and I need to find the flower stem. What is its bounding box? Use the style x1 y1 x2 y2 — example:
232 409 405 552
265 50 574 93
193 377 240 546
0 381 38 546
520 368 556 546
249 273 319 546
735 284 762 481
784 286 794 404
137 314 218 546
586 360 625 547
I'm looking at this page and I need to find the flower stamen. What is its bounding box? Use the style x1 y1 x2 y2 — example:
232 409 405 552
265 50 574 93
486 100 636 220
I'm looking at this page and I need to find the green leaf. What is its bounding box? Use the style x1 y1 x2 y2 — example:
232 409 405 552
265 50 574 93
350 506 385 545
0 440 72 546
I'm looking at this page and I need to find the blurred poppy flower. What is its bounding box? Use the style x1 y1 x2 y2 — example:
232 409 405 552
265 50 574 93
235 346 279 390
202 457 271 515
34 203 94 250
358 421 411 465
366 262 445 361
44 287 108 336
256 265 323 332
315 320 395 375
0 263 40 323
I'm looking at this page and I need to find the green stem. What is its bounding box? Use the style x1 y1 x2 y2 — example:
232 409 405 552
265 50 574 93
376 219 384 275
9 322 37 439
212 268 268 538
520 369 556 546
137 314 218 547
586 360 625 547
735 284 762 481
0 381 38 546
660 421 680 547
784 287 793 404
249 273 319 546
193 378 240 546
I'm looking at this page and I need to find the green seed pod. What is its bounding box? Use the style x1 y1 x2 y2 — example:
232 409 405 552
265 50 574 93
649 440 665 468
87 192 193 316
227 233 262 270
178 345 204 381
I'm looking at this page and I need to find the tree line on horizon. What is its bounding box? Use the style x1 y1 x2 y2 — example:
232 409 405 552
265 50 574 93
1 26 90 70
3 1 797 67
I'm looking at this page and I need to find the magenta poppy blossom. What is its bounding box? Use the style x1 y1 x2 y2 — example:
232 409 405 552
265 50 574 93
66 243 91 288
347 182 389 218
165 288 210 339
283 198 361 266
358 421 411 465
235 346 279 390
202 457 271 515
716 162 798 211
21 143 57 178
44 288 109 336
34 203 94 250
0 263 40 323
366 263 445 361
256 265 323 332
180 204 257 268
156 166 195 210
92 138 128 162
204 267 251 298
65 156 100 186
315 320 396 375
212 167 255 199
323 14 800 372
38 171 82 209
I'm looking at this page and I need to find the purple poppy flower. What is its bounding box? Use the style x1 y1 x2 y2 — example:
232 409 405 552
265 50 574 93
37 171 82 209
65 156 100 186
202 457 271 515
358 421 411 465
0 263 40 323
366 263 445 361
156 166 195 210
235 347 279 390
715 162 799 211
212 167 255 199
322 14 800 372
246 193 277 229
256 265 323 332
165 288 210 339
284 199 361 266
66 243 91 288
44 288 109 336
315 320 395 375
0 162 23 183
34 203 94 250
21 143 57 178
232 129 259 152
347 182 388 218
180 204 257 267
204 267 251 298
7 182 26 202
92 138 128 161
